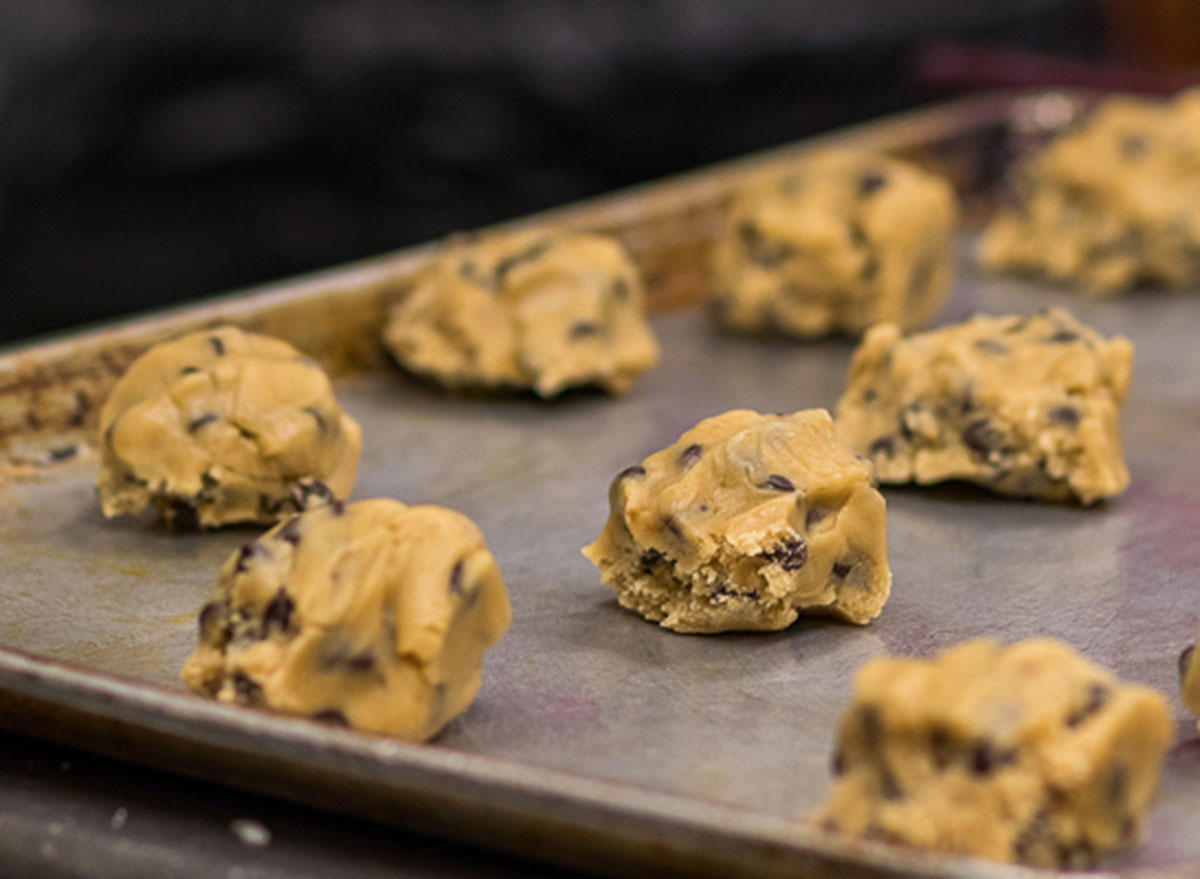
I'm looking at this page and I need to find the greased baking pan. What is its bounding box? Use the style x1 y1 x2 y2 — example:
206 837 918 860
2 91 1198 878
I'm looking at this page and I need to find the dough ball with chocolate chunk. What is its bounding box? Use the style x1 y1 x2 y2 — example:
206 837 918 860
96 327 361 528
383 228 660 398
814 638 1171 869
836 308 1132 504
180 498 512 741
582 408 891 634
710 150 957 338
980 89 1200 293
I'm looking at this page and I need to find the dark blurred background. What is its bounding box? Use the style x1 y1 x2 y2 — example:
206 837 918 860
2 0 1196 344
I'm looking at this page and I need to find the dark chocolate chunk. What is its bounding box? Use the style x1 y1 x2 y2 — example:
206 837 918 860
969 741 1017 776
617 465 646 480
201 471 219 490
208 336 226 356
868 436 896 458
861 389 877 404
311 709 349 726
1048 405 1080 427
494 240 552 281
48 445 77 461
304 406 327 432
1180 644 1195 680
187 413 218 433
805 507 828 529
168 500 199 531
857 171 887 197
179 366 202 375
291 479 334 511
346 650 376 673
569 320 604 339
929 726 955 770
859 705 882 746
262 588 295 635
259 493 291 517
330 499 345 516
198 600 231 645
832 749 846 775
962 418 1005 458
1065 683 1109 728
766 537 808 571
739 221 795 268
449 560 465 595
639 548 666 574
974 338 1009 355
678 443 703 470
231 672 262 706
879 766 903 801
832 561 853 579
1045 329 1081 344
232 543 260 575
278 516 302 545
896 404 920 442
611 279 629 301
759 474 795 492
661 515 684 539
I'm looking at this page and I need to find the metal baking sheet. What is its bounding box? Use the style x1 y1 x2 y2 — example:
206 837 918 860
2 91 1198 878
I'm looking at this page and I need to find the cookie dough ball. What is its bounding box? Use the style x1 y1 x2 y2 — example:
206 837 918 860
980 89 1200 292
383 229 660 398
180 498 512 741
1179 638 1200 729
814 639 1171 870
836 308 1132 504
582 409 891 634
711 150 957 338
96 327 361 528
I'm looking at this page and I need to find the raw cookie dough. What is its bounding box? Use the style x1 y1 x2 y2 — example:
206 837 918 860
97 326 361 528
180 498 512 740
814 638 1172 870
835 308 1132 503
582 409 891 634
980 89 1200 292
383 229 660 397
710 150 957 337
1178 638 1200 729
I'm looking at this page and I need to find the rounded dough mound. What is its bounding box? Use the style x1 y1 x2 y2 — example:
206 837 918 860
180 498 512 741
96 326 361 528
383 229 660 397
711 150 957 338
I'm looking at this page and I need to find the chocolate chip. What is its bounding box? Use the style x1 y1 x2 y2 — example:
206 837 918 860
805 507 828 529
290 479 333 511
1180 644 1195 680
198 600 231 644
179 366 202 375
857 172 887 197
739 221 795 268
879 767 903 801
832 749 846 775
616 465 646 481
232 543 260 575
48 445 77 461
231 672 262 706
962 418 1005 458
311 709 349 726
201 471 219 490
661 515 683 539
1108 763 1128 805
278 516 302 545
1066 683 1109 728
187 413 218 433
346 650 375 673
859 705 882 746
209 336 226 356
259 493 291 517
569 320 604 339
494 240 552 281
1048 405 1080 427
262 589 295 635
759 474 795 492
330 500 345 516
929 726 954 770
868 436 895 458
974 338 1008 354
168 500 199 531
1045 329 1080 344
639 548 665 574
304 406 327 432
861 388 877 404
1121 134 1148 158
611 279 629 301
449 560 465 595
678 444 702 470
896 404 920 441
832 561 853 579
969 741 1016 776
766 537 807 571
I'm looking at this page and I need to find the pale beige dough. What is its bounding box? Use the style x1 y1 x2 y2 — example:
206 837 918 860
582 408 891 634
710 150 957 337
181 498 512 741
814 638 1172 870
96 326 361 528
835 308 1132 504
980 89 1200 292
383 229 660 397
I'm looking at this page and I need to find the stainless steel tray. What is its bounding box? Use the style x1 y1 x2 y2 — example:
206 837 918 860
2 91 1197 878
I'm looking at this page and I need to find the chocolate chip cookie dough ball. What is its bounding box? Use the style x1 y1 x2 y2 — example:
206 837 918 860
836 309 1132 504
181 498 512 741
710 150 957 338
814 639 1171 869
980 89 1200 293
96 327 361 528
582 409 891 634
383 229 660 398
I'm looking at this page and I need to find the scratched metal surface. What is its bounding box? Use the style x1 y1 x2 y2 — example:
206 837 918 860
2 235 1200 875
